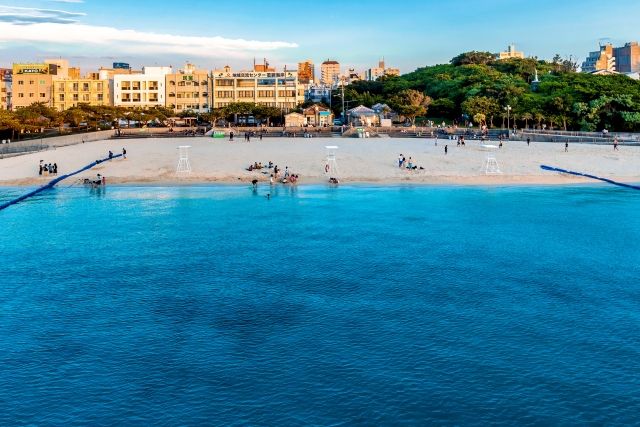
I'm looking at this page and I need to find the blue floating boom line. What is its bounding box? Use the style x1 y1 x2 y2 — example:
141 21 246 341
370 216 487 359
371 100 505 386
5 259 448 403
540 165 640 191
0 153 123 212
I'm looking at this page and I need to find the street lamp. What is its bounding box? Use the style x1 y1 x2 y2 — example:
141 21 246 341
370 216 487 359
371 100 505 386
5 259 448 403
504 105 512 134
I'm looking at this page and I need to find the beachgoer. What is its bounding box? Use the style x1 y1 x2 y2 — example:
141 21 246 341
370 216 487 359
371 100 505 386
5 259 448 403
108 150 113 159
38 164 43 176
614 137 619 151
398 154 403 168
252 179 258 190
444 145 448 155
270 174 274 185
123 148 127 159
53 163 57 175
565 142 568 152
230 131 234 141
284 167 290 178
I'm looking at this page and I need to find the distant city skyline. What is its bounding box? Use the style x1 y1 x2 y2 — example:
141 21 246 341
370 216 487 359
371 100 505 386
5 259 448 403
0 0 639 74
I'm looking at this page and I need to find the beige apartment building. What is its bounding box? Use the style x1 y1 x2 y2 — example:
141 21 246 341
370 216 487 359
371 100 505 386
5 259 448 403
321 60 340 85
52 78 112 111
11 63 56 109
497 44 525 60
166 63 210 113
211 65 304 110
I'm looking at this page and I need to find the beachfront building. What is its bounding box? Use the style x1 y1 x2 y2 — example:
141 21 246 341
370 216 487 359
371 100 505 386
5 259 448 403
11 62 57 110
113 66 172 108
298 60 315 84
166 63 209 113
582 44 616 73
0 68 11 110
347 105 380 126
321 60 340 85
284 112 305 127
52 77 112 111
303 104 333 127
210 65 304 111
497 44 525 60
365 60 400 81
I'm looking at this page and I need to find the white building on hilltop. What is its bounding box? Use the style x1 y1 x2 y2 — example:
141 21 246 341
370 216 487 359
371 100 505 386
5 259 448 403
113 66 172 108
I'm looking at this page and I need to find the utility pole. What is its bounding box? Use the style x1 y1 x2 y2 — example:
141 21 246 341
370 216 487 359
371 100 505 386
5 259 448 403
341 78 345 124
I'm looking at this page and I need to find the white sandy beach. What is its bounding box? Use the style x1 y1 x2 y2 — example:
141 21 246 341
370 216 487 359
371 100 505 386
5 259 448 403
0 136 638 186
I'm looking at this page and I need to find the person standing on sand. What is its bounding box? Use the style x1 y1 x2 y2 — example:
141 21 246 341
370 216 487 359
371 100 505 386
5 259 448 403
122 148 127 159
565 142 569 152
444 145 448 155
230 131 234 141
614 137 619 151
527 137 530 146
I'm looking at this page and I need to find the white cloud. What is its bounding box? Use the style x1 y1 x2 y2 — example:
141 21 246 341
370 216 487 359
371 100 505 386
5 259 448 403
0 22 298 58
0 5 85 24
50 1 85 3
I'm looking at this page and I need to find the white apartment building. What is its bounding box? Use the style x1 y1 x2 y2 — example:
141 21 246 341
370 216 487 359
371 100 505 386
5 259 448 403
113 66 172 108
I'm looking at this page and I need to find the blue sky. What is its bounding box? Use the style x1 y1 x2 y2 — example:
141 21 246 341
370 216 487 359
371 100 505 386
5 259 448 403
0 0 639 74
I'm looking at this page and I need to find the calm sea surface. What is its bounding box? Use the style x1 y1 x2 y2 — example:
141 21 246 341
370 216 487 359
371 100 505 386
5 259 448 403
1 185 639 425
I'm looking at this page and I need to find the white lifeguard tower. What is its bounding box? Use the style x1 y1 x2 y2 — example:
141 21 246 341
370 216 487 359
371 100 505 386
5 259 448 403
325 146 339 177
176 145 192 174
480 144 502 175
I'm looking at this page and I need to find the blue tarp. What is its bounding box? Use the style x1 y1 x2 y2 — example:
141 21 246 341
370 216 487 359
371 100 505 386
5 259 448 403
0 154 123 211
540 165 640 191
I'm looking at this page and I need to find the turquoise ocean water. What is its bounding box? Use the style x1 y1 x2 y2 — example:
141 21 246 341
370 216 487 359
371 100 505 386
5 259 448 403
1 185 639 425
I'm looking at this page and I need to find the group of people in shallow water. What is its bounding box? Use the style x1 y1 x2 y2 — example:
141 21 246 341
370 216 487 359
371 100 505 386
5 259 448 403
246 161 300 186
38 160 58 176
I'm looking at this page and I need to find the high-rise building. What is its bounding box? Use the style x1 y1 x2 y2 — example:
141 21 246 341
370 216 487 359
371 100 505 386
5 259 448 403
365 60 400 81
582 44 616 73
321 60 340 85
211 65 304 110
497 44 525 60
613 42 640 73
298 60 315 84
166 63 210 113
113 66 172 108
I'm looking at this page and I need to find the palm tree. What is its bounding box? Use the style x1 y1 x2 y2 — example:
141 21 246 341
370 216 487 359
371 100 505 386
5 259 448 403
521 113 533 129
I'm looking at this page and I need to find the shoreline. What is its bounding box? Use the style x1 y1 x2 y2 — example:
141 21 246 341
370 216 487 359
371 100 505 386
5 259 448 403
1 174 636 188
1 136 639 189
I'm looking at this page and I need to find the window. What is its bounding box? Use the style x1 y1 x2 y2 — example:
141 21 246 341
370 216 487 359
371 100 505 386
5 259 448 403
97 83 103 91
258 90 274 98
59 94 65 101
17 80 24 85
72 83 79 91
82 94 89 101
73 94 79 101
40 80 45 85
82 83 90 91
216 91 233 98
97 94 103 101
239 91 254 98
29 93 34 98
216 79 234 87
58 83 65 91
29 80 34 85
18 93 24 98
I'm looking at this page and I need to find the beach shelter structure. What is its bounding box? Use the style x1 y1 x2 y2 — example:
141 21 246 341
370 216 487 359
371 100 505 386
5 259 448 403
347 105 379 127
284 112 305 128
